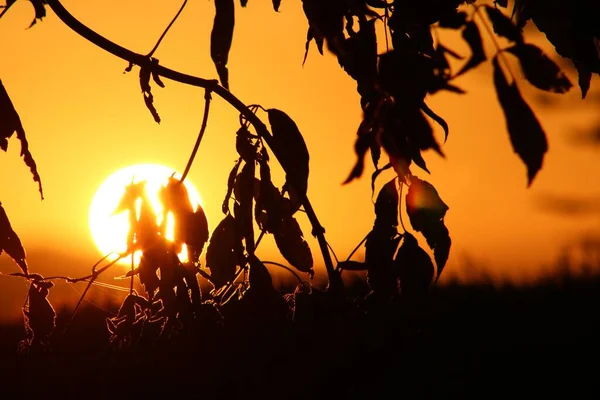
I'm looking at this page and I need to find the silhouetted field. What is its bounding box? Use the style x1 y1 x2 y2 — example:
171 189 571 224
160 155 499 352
2 274 600 400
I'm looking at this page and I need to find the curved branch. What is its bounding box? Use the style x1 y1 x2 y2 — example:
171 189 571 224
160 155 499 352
45 0 340 293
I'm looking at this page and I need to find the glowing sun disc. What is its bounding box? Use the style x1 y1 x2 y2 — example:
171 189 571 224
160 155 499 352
88 164 204 266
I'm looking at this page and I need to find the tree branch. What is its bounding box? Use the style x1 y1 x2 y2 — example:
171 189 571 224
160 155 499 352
44 0 340 292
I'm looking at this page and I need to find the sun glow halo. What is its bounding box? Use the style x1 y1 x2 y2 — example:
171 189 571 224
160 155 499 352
88 164 203 266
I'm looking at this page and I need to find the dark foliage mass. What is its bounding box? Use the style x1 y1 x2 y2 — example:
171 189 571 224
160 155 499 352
0 0 599 387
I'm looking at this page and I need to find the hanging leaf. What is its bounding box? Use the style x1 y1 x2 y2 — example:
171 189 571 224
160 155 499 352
0 202 28 275
274 215 314 277
374 178 399 230
484 5 523 43
405 177 451 278
0 80 43 199
492 56 548 186
505 43 572 93
211 0 235 89
267 109 310 199
394 232 434 295
206 214 243 288
222 158 242 214
234 161 256 253
139 66 161 123
248 254 274 292
24 280 55 347
455 21 486 77
272 0 281 12
236 127 257 162
370 163 392 198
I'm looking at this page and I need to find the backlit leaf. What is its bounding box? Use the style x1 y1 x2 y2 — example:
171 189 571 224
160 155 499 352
139 67 160 123
0 202 28 275
493 56 548 186
274 215 314 277
455 21 486 77
211 0 235 89
0 80 43 199
222 159 242 214
206 214 243 288
506 43 572 93
484 5 523 43
267 109 310 200
394 232 434 295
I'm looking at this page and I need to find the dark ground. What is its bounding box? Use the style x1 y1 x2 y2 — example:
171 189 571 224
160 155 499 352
1 276 600 399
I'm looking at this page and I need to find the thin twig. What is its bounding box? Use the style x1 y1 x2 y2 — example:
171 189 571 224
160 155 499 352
398 180 407 233
262 261 305 284
146 0 189 58
345 233 369 263
180 89 211 183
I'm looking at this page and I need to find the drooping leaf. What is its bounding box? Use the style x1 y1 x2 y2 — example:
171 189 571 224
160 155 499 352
236 126 257 162
506 43 572 93
206 214 243 288
455 21 486 77
492 56 548 186
484 5 523 43
344 119 376 184
394 232 434 295
211 0 235 89
274 215 314 277
139 67 161 123
24 280 55 346
0 80 43 199
234 161 256 253
248 254 274 292
374 178 398 230
0 202 28 275
337 260 368 271
222 158 242 214
267 109 310 199
421 102 449 143
337 19 377 84
370 163 392 198
422 221 451 280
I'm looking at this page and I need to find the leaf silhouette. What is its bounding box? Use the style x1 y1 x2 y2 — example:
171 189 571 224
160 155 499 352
493 56 548 186
211 0 235 89
236 127 257 162
421 102 449 143
248 254 274 292
422 221 451 280
222 159 242 214
274 215 314 277
506 43 572 93
0 202 28 275
394 232 434 295
337 260 367 271
206 214 243 288
24 280 56 346
455 21 486 77
234 161 256 253
371 162 392 198
374 178 399 230
267 108 310 200
139 66 161 123
0 80 43 199
272 0 281 12
484 5 523 43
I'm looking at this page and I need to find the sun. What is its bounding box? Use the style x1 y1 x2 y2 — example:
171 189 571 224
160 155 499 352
88 164 204 266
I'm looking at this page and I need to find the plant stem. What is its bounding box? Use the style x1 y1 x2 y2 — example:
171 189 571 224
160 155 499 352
46 0 339 294
146 0 188 58
180 90 211 183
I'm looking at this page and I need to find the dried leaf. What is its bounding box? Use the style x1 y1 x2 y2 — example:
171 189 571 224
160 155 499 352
24 281 55 346
0 80 43 199
211 0 235 89
234 161 256 252
222 159 242 214
394 232 434 295
267 109 310 199
139 67 160 123
506 43 572 93
236 127 257 162
0 202 28 275
206 214 243 288
455 21 486 77
484 5 523 43
493 56 548 186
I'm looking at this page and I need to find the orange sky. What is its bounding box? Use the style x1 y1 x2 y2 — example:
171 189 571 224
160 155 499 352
1 0 599 319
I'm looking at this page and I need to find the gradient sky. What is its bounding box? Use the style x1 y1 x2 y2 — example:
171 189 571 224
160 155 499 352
1 0 599 319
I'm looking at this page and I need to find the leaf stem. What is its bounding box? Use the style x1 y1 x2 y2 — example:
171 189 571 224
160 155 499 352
146 0 188 58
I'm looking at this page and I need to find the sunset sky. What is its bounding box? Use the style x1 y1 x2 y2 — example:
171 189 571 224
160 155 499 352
1 0 599 319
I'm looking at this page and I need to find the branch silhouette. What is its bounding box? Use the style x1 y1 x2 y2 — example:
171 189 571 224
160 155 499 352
44 0 339 292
